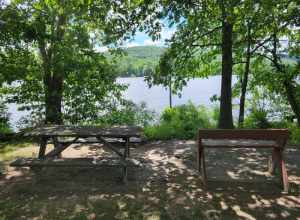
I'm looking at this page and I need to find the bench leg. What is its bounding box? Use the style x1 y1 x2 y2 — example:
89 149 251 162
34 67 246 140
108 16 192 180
197 147 201 172
201 150 207 187
269 148 289 192
278 150 289 192
268 149 277 175
197 142 207 186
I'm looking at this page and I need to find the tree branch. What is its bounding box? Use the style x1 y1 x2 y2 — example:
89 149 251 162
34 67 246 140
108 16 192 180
197 26 222 39
233 61 247 65
191 43 221 48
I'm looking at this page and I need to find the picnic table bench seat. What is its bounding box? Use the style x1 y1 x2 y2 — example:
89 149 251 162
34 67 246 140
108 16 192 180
11 157 143 182
197 129 289 192
10 157 142 168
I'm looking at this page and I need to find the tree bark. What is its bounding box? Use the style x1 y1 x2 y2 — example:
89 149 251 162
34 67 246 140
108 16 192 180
238 23 251 127
44 74 64 124
40 12 66 125
219 21 234 129
169 78 172 108
39 40 64 125
283 79 300 127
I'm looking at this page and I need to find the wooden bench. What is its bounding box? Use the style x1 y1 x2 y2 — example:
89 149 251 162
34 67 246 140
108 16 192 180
197 129 289 192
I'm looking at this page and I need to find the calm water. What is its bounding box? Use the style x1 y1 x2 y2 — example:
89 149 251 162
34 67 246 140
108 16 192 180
8 75 238 130
117 76 238 112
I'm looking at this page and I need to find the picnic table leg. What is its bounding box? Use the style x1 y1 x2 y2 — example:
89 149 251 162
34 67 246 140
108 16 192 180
52 137 62 158
125 138 130 158
38 137 48 159
122 165 128 184
122 138 130 183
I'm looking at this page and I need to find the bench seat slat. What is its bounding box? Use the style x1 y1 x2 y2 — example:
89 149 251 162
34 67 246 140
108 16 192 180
202 139 280 148
10 157 141 168
198 129 289 140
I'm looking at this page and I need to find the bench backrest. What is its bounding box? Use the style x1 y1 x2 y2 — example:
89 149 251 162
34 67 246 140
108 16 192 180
198 129 289 141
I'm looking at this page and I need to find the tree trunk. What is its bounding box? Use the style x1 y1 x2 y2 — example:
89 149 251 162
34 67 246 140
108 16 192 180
39 12 66 125
219 21 234 129
44 73 64 124
271 34 300 127
169 79 172 108
283 79 300 127
238 24 251 127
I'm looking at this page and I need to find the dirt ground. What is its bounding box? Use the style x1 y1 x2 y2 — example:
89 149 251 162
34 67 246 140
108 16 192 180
0 140 300 220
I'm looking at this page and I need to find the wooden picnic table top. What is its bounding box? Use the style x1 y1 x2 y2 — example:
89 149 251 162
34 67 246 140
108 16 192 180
24 125 143 138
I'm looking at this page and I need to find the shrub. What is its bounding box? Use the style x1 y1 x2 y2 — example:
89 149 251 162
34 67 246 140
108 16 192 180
144 123 177 140
94 101 155 127
243 108 271 129
0 102 12 134
287 123 300 145
145 102 215 140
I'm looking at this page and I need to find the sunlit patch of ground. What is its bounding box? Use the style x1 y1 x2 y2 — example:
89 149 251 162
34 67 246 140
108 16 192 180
0 140 299 219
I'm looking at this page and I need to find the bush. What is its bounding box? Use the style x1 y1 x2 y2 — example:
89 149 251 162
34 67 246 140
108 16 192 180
145 102 216 140
287 123 300 145
94 101 155 127
243 108 300 144
0 102 12 134
243 108 271 129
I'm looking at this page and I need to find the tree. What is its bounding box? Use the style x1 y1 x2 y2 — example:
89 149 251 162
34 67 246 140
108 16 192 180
245 0 300 126
150 0 251 128
234 0 299 127
146 48 179 108
147 0 299 128
0 0 158 125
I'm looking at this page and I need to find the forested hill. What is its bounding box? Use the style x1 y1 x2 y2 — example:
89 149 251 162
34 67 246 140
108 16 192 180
108 47 298 78
108 46 165 77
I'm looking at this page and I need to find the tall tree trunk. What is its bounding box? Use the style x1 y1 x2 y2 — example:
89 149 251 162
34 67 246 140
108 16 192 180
169 78 172 108
44 74 63 124
39 12 66 125
219 21 234 129
238 23 251 127
283 79 300 127
39 40 64 125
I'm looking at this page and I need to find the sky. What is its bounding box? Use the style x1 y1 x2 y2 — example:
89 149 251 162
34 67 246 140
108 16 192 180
97 25 177 52
127 27 176 47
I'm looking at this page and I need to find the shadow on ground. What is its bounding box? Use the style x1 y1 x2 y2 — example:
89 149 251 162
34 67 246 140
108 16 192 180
0 140 299 219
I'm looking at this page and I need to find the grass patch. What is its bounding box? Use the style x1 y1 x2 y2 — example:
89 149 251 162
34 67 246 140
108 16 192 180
0 140 36 162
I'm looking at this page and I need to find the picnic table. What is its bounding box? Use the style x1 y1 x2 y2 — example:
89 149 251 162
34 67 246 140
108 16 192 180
10 125 143 182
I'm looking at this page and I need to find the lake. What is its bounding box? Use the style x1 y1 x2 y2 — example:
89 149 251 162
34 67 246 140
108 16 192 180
8 75 238 130
118 76 238 113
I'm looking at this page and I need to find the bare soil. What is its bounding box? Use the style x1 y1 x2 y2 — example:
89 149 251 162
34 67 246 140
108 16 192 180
0 140 299 220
